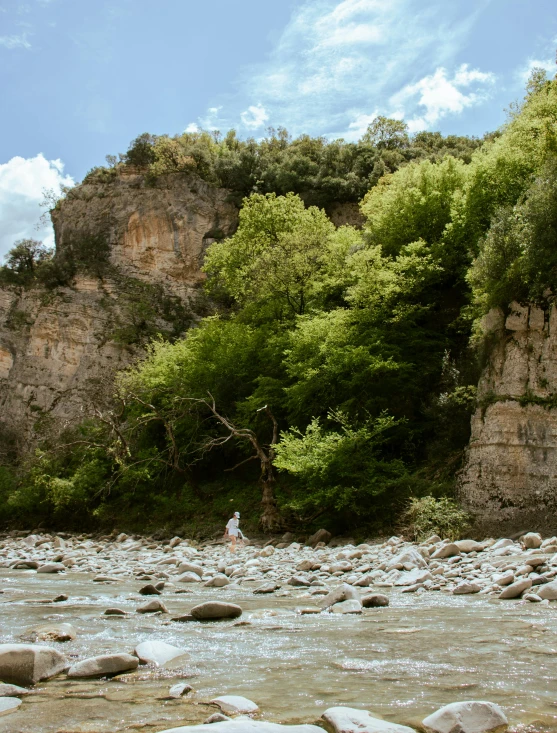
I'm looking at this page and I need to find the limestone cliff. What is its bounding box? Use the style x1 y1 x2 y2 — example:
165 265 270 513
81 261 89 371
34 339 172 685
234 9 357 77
459 302 557 534
0 171 239 454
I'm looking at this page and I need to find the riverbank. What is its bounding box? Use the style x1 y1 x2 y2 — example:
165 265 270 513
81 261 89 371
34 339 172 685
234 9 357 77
0 530 557 732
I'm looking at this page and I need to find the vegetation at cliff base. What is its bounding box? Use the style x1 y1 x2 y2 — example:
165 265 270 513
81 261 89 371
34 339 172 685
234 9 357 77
2 71 557 536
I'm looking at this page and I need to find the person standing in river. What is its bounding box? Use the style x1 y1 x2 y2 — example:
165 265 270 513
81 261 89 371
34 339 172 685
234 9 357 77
224 511 244 552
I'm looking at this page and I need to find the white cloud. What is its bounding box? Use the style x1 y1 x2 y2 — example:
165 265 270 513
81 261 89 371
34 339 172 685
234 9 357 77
184 122 199 133
240 103 269 130
346 110 378 140
517 56 555 84
0 154 74 260
197 0 492 139
0 33 31 49
390 64 495 132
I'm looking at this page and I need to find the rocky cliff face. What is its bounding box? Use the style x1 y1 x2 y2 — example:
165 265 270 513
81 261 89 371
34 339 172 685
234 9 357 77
459 302 557 534
0 171 239 454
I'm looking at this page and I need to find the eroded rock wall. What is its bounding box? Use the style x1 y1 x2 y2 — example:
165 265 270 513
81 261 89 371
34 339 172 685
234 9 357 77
459 302 557 534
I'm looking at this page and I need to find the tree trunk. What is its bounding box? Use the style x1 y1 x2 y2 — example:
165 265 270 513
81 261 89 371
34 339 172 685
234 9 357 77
259 475 283 532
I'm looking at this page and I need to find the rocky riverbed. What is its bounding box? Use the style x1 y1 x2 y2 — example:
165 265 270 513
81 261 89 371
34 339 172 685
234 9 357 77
1 529 557 732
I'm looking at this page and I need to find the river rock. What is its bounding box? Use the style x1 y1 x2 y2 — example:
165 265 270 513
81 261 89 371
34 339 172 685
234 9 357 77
330 599 362 614
12 560 39 569
323 707 415 733
455 540 484 553
453 582 482 595
177 572 202 583
212 695 260 713
36 563 65 574
0 644 68 686
177 563 204 577
288 575 312 587
254 583 280 594
431 543 460 559
168 682 193 698
318 583 360 610
536 580 557 600
139 584 161 595
205 713 232 723
31 623 77 642
522 532 543 549
499 578 532 599
159 723 323 733
307 529 332 547
422 701 508 733
67 653 139 678
190 602 242 620
134 640 187 666
0 697 21 716
136 599 169 613
205 574 230 587
361 594 389 608
394 569 433 586
104 608 127 616
0 683 29 697
388 547 427 570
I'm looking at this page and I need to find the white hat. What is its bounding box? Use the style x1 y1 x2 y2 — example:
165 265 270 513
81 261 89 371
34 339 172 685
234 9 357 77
234 511 240 517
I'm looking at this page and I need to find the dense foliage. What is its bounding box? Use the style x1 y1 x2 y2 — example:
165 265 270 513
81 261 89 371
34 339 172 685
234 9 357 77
2 72 557 535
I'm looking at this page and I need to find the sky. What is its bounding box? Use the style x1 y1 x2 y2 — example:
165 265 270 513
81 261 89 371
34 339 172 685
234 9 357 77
1 0 556 259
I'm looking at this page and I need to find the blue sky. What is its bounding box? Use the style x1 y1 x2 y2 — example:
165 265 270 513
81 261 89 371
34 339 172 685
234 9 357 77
1 0 556 257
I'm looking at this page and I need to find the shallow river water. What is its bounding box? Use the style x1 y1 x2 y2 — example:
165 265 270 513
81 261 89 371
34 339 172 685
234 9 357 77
1 568 557 733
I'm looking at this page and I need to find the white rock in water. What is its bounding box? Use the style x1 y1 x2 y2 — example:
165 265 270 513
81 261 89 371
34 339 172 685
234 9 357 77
455 540 484 553
134 640 187 666
536 581 557 600
177 563 204 577
211 695 260 714
422 701 508 733
322 707 416 733
204 574 230 587
431 543 460 559
0 683 29 697
321 707 415 733
394 569 433 586
318 583 360 610
521 533 542 549
453 582 482 595
0 643 68 686
37 563 66 574
330 599 362 614
498 578 531 599
158 722 323 733
177 572 202 583
0 697 21 716
387 548 427 570
490 539 514 550
67 653 139 678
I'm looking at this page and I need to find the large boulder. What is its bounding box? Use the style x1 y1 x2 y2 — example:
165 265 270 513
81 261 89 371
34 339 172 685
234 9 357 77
0 644 68 686
318 584 360 610
134 640 187 666
422 701 508 733
212 695 259 714
431 543 460 560
67 653 139 678
521 532 543 549
157 722 323 733
177 563 204 577
204 574 230 588
387 547 427 570
361 594 389 608
37 563 66 574
307 529 332 547
499 578 532 599
536 580 557 600
190 602 242 620
322 707 415 733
